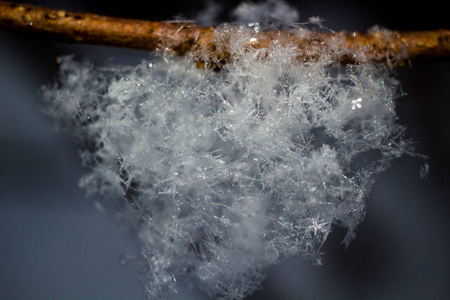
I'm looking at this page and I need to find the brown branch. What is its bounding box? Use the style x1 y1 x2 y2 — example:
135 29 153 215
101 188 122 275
1 1 449 67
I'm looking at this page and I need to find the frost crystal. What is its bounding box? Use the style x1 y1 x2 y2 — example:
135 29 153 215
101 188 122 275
42 3 414 300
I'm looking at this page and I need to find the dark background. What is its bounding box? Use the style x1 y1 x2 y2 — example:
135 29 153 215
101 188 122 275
1 0 449 299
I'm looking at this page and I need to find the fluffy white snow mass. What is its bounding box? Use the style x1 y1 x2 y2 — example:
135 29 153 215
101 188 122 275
42 1 417 299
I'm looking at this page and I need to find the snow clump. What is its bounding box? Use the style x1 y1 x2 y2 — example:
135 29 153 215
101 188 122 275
42 2 414 299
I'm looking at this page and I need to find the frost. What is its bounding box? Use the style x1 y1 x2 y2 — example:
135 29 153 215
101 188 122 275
41 2 418 299
308 16 325 27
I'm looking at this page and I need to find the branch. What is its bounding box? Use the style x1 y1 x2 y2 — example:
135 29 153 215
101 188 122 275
1 1 449 67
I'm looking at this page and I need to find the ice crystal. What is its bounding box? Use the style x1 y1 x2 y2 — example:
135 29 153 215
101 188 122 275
42 2 415 299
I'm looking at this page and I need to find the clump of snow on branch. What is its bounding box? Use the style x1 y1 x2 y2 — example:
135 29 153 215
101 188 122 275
42 2 415 299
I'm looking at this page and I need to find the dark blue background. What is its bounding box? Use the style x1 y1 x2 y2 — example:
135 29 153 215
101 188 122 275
1 1 449 299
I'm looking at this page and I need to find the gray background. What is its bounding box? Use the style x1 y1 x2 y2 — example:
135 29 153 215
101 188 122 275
1 0 449 299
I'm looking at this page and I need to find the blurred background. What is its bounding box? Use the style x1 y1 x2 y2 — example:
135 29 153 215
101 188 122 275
1 0 449 299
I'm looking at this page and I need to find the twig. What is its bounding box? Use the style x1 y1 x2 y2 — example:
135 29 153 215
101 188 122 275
1 1 449 67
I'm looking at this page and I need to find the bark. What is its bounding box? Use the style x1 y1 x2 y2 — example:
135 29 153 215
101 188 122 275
1 1 449 67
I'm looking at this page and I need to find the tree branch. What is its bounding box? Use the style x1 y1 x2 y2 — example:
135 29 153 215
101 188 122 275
1 1 449 67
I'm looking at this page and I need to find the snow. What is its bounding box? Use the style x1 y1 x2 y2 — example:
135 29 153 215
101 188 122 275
41 1 418 298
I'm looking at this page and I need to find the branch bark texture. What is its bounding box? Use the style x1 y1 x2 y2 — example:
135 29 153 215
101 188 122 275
1 1 449 67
